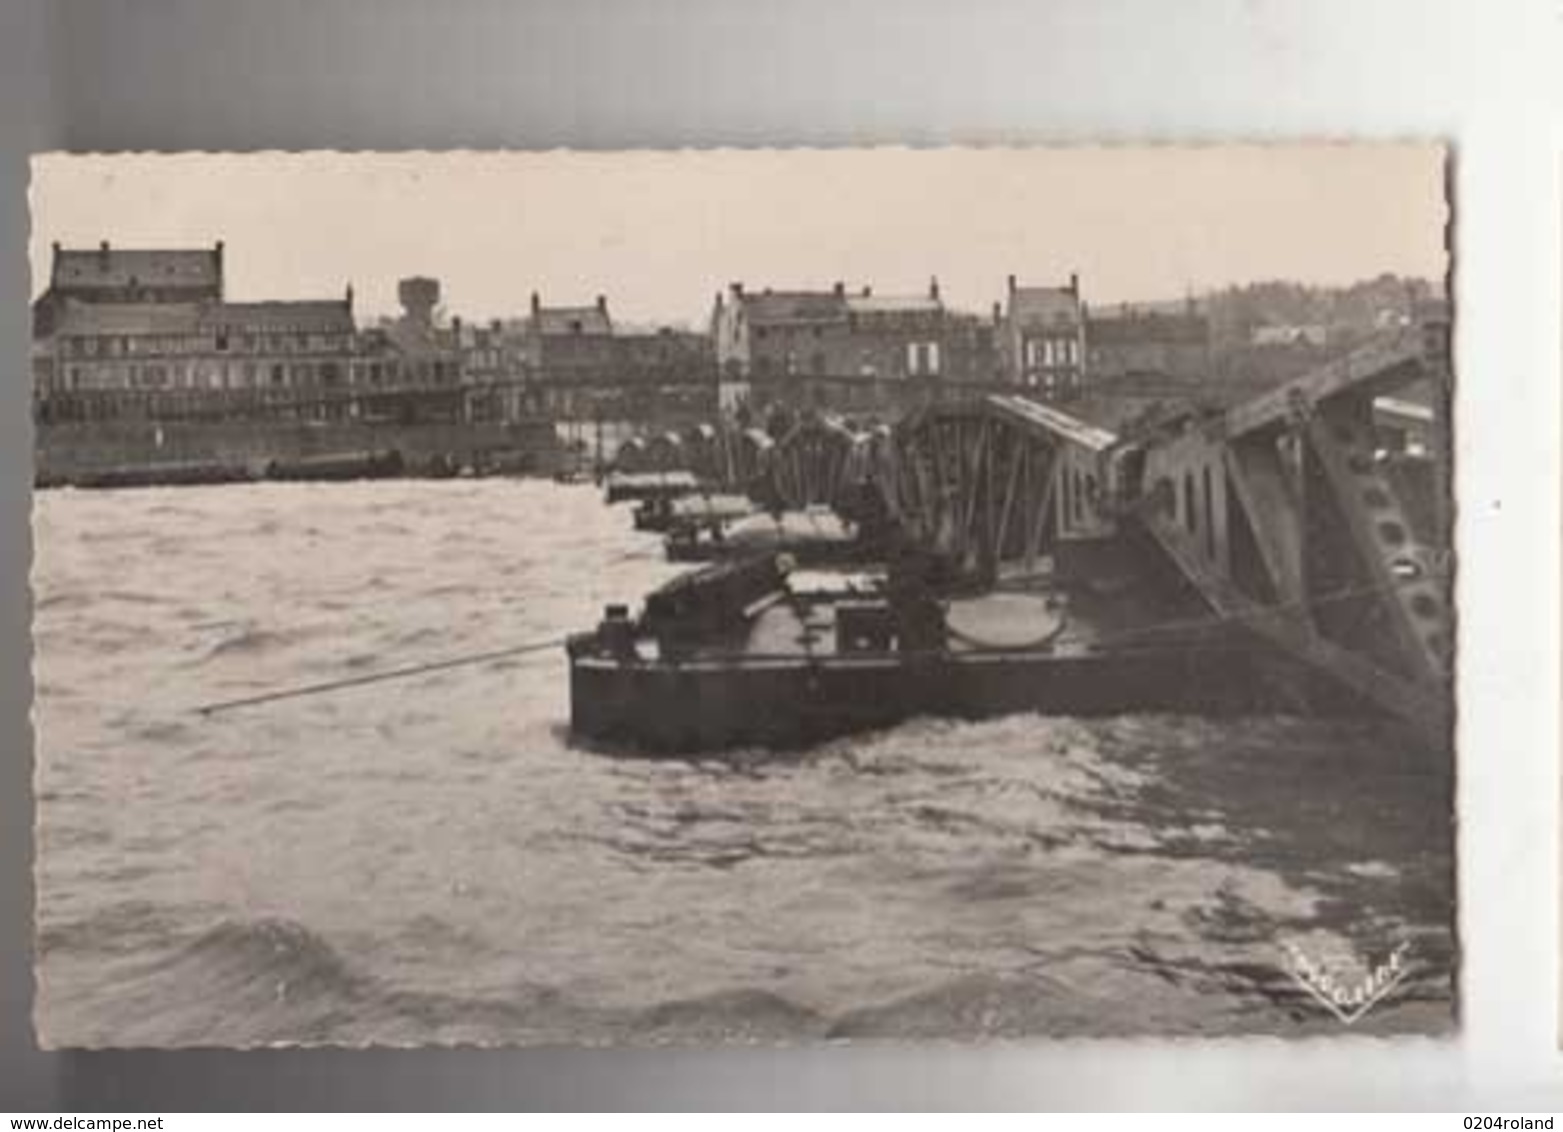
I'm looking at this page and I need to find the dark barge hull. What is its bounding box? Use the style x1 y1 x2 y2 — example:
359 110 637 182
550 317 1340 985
570 645 1348 754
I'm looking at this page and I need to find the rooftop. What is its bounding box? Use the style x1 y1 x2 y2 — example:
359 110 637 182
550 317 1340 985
201 300 354 331
733 289 849 325
845 293 942 315
531 306 613 336
51 244 222 292
1008 284 1081 327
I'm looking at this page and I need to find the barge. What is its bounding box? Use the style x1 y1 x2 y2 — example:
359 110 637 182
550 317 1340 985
632 492 755 533
603 470 702 505
566 554 1357 753
663 506 877 565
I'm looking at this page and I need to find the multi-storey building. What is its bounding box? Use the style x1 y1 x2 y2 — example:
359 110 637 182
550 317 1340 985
32 240 224 338
710 278 953 415
519 293 716 422
1084 299 1212 384
37 290 357 423
998 273 1085 398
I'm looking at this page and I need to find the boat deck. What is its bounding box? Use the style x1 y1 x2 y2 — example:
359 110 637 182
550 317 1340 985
639 569 1224 664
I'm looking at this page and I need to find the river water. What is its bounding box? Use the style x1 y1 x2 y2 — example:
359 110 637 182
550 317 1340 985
31 479 1455 1046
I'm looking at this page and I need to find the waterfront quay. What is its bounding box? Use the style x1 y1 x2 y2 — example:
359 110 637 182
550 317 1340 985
31 241 1441 488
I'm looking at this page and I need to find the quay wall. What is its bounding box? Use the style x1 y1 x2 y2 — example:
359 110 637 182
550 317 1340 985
36 418 564 482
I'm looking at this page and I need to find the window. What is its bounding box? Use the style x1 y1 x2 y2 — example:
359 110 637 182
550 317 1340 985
215 331 229 352
907 341 942 376
271 364 285 387
1183 473 1197 535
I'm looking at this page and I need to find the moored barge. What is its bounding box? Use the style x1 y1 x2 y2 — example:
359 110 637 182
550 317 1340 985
663 506 877 565
603 470 702 505
566 555 1358 753
632 492 755 533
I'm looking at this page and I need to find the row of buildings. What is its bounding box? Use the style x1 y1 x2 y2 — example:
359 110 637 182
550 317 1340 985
31 241 1217 427
712 274 1214 413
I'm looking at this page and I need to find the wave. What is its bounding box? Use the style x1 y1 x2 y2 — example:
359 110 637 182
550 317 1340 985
37 899 193 957
153 917 366 1004
628 987 827 1041
195 624 319 661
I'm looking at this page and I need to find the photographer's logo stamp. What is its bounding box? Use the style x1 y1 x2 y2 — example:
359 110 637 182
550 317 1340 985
1282 939 1412 1025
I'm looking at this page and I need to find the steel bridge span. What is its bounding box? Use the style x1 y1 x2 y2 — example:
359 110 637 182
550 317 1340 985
612 320 1452 742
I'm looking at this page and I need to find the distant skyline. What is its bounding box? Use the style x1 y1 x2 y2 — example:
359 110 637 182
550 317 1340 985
30 147 1447 326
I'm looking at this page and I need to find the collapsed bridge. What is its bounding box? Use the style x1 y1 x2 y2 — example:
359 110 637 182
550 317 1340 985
608 316 1453 744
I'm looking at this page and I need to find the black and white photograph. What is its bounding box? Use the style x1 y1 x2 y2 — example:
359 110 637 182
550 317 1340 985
29 145 1455 1047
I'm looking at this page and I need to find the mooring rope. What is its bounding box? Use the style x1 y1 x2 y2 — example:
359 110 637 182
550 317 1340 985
192 635 568 717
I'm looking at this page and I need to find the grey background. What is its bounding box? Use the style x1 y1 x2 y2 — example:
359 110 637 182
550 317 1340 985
4 0 1562 1110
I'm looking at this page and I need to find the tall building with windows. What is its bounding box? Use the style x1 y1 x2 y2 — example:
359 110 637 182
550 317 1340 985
999 273 1085 398
32 240 224 338
710 278 952 414
34 242 357 421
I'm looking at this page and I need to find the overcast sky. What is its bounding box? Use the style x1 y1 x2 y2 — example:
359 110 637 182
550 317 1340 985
30 146 1447 326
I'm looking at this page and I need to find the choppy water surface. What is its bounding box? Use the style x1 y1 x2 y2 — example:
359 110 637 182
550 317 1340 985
32 479 1454 1046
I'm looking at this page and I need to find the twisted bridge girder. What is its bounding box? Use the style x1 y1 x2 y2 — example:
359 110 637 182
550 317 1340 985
881 401 1080 582
1126 322 1452 744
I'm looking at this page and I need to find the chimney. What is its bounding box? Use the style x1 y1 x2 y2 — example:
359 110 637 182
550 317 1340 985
596 294 607 313
453 315 463 342
832 281 844 297
530 291 540 315
729 281 744 298
1069 272 1079 295
861 285 871 297
491 318 502 333
929 276 940 301
992 301 1001 326
345 282 354 311
214 241 224 299
98 240 110 267
1007 274 1016 295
